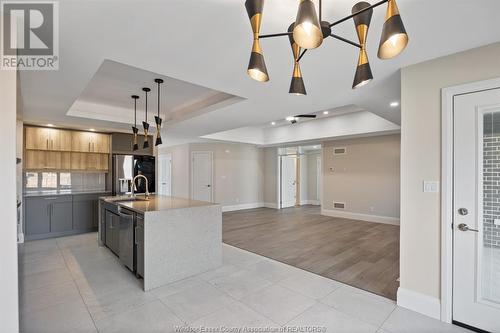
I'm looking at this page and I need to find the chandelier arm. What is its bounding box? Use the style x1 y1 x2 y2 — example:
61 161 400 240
329 34 361 48
329 0 388 27
259 32 292 39
297 49 307 62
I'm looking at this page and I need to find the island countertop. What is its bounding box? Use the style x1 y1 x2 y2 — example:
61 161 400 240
100 194 218 213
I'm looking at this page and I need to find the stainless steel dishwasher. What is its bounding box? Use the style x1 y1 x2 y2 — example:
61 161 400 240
117 207 135 271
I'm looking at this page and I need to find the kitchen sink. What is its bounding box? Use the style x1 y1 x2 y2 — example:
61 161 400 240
112 197 149 203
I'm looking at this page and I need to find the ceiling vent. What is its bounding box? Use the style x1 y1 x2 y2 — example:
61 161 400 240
333 147 347 155
333 202 346 209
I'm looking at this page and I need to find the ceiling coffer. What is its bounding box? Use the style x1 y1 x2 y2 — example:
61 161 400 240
244 0 409 94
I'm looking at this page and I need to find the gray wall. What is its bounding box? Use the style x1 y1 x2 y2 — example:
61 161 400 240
400 42 500 301
322 134 401 219
263 147 278 206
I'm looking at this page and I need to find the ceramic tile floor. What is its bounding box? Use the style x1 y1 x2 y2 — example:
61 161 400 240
18 233 471 333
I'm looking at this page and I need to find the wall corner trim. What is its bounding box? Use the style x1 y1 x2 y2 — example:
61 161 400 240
397 287 441 320
321 208 400 225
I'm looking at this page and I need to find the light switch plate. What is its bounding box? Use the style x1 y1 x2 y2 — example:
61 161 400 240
423 181 440 193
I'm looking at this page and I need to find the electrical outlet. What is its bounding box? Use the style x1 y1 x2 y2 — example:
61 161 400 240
423 181 439 193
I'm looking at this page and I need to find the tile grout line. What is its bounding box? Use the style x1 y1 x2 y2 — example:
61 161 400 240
56 239 100 332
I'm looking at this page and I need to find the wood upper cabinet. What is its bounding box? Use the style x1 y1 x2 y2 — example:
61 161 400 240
71 132 110 153
25 150 71 170
25 127 72 151
70 153 108 171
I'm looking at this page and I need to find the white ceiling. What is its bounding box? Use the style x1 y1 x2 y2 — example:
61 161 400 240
18 0 500 144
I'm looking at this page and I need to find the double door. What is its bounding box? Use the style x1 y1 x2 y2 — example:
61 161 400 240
25 127 72 151
72 132 109 153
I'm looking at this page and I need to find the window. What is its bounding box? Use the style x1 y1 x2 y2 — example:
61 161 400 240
41 172 57 188
25 172 38 188
59 173 71 189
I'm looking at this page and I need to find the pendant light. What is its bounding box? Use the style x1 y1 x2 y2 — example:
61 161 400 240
288 23 306 95
352 2 373 89
131 95 140 151
142 87 151 149
293 0 323 50
154 78 164 146
377 0 408 59
245 0 269 82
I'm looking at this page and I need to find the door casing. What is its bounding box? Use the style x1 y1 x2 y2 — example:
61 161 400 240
191 151 214 202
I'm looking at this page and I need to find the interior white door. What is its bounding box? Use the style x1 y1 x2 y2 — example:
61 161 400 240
192 152 213 202
158 154 171 196
453 87 500 332
281 155 297 208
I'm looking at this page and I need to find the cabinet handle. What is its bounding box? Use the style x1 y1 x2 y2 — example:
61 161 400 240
134 226 138 245
46 139 49 150
88 142 91 152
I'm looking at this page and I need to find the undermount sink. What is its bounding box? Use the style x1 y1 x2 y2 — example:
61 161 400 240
112 197 149 203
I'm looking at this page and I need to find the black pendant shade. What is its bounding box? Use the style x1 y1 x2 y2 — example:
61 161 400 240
293 0 323 49
131 95 139 151
154 78 164 146
352 2 373 89
288 23 306 95
142 87 150 149
378 0 408 59
245 0 269 82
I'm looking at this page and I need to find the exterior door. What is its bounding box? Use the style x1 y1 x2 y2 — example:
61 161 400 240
280 155 297 208
158 154 172 196
192 152 213 202
453 87 500 332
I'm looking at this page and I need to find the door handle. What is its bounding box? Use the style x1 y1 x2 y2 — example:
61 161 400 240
457 223 479 233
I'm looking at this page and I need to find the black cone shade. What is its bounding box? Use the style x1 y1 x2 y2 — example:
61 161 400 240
352 2 373 89
378 0 408 59
352 51 373 89
132 126 139 151
155 116 162 147
246 0 269 82
289 69 307 95
293 0 323 49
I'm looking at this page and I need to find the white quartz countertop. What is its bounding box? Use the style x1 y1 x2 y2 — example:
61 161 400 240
101 194 218 213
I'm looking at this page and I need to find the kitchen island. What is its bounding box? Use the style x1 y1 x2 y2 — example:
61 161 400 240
98 194 222 291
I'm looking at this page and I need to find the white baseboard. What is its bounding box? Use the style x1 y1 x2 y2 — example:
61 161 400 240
300 200 320 206
263 202 278 209
222 202 265 212
321 209 400 225
397 287 441 320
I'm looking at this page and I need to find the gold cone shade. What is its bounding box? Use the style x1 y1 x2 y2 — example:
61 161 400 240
293 0 323 50
155 116 162 146
352 2 373 89
378 0 408 59
245 0 269 82
132 126 139 151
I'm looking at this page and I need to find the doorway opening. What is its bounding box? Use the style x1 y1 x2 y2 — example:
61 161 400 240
278 145 321 209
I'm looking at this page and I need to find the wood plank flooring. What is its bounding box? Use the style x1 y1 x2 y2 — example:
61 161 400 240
222 205 400 300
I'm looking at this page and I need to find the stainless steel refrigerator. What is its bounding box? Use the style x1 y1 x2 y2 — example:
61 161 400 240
113 155 155 195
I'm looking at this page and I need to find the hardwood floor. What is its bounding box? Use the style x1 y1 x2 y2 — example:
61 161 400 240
222 205 400 300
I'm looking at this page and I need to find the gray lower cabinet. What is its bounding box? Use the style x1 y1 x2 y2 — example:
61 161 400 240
50 196 73 233
73 194 100 231
24 192 109 240
105 210 120 255
25 197 51 236
135 214 144 278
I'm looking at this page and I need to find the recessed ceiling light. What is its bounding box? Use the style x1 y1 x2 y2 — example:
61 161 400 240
89 128 96 132
271 122 276 126
47 124 54 127
390 101 399 107
286 116 295 122
323 111 329 115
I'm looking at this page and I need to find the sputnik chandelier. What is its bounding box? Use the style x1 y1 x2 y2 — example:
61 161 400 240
245 0 409 94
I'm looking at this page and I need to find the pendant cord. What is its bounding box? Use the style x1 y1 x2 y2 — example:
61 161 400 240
145 91 148 123
157 82 160 118
134 98 137 127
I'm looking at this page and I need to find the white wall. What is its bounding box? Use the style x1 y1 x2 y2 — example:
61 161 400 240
400 42 500 315
159 142 265 209
263 147 278 207
0 64 19 331
321 134 400 224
